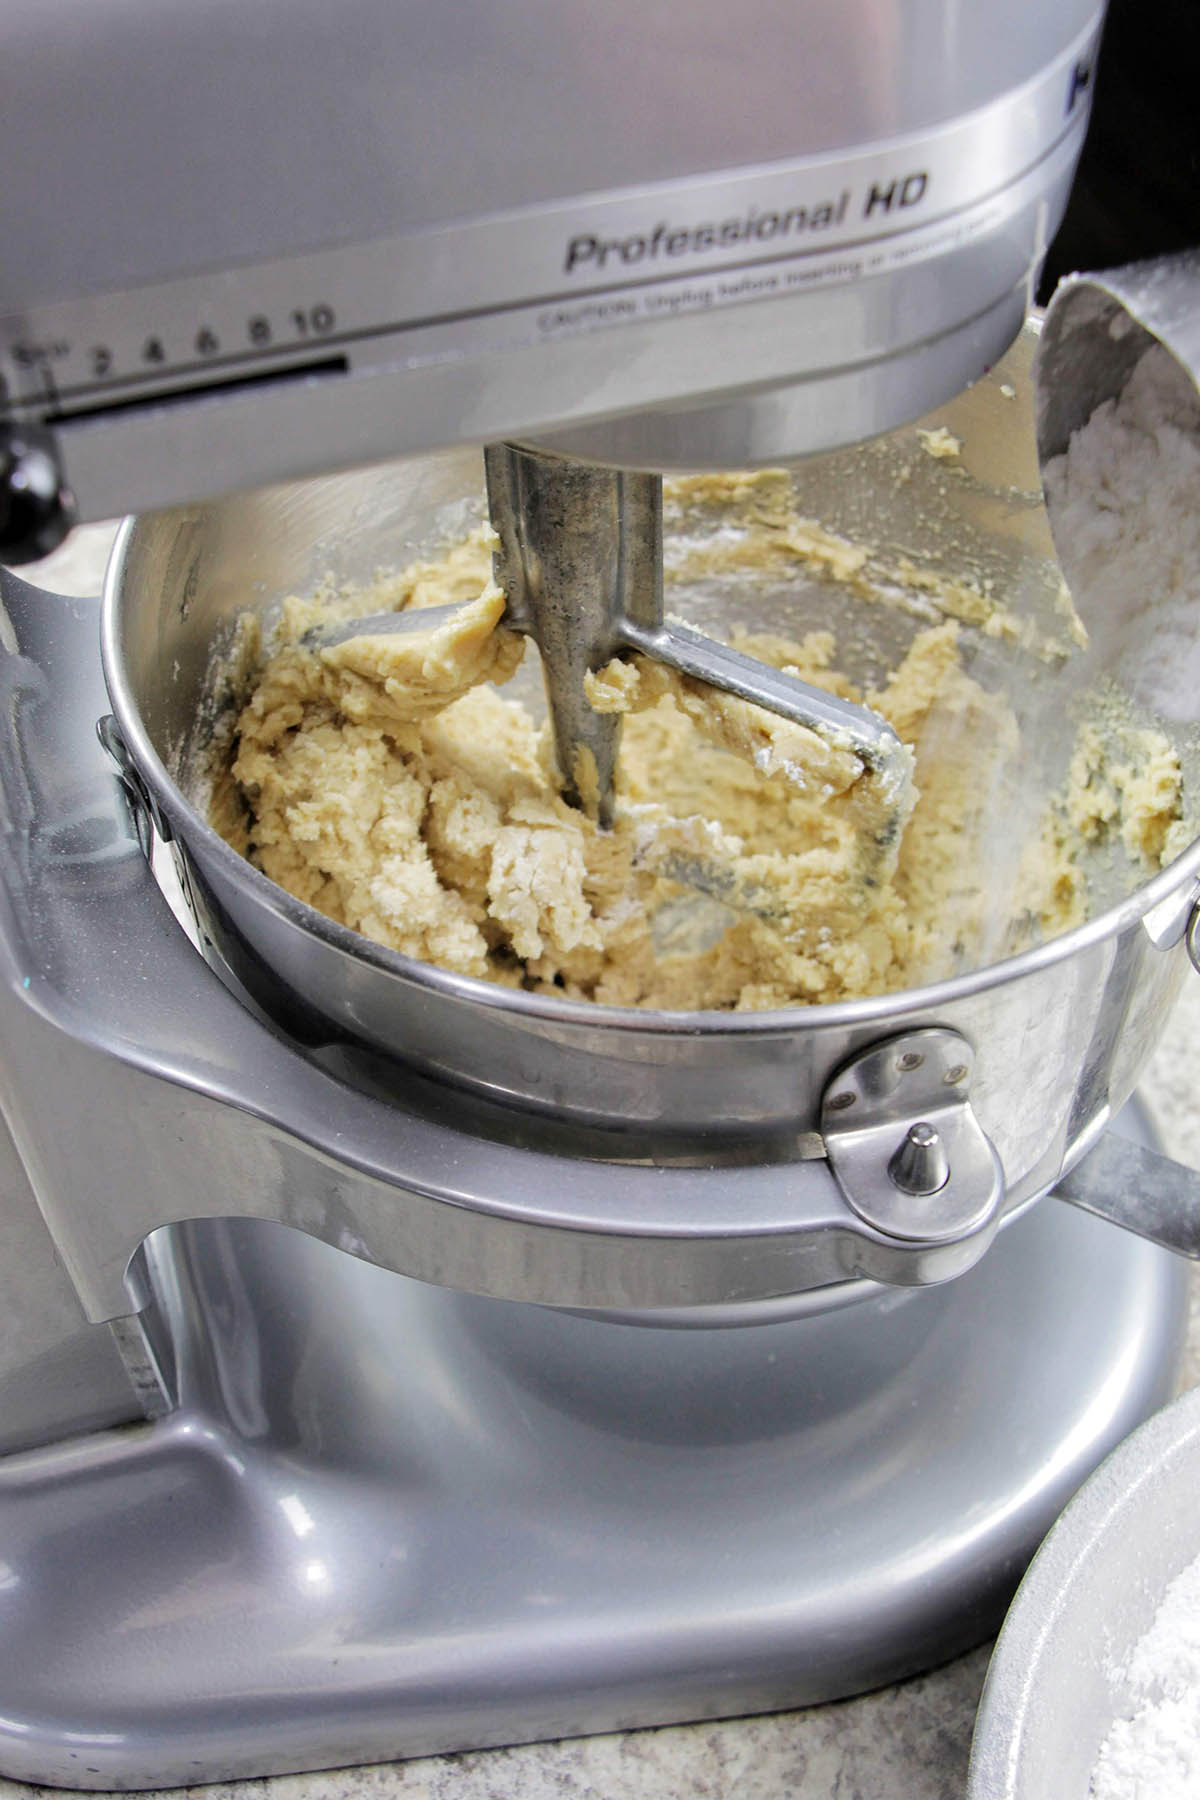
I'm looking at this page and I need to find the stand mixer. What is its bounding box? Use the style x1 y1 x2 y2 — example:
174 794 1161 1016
3 0 1200 1788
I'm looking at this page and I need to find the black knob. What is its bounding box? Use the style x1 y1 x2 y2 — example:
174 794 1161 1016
0 423 76 564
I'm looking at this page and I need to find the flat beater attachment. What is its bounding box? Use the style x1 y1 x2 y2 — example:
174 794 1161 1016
484 442 907 829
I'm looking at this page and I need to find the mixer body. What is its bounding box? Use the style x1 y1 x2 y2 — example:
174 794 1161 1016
3 0 1200 1783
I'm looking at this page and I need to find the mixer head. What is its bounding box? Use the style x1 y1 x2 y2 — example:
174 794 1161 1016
0 0 1103 860
0 0 1100 559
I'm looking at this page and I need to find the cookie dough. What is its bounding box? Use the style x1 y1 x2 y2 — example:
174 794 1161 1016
215 495 1184 1012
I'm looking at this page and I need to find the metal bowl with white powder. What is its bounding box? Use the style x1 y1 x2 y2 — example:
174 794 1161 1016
968 1381 1200 1798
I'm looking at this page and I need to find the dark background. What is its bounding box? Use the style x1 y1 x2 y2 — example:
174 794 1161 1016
1039 0 1200 299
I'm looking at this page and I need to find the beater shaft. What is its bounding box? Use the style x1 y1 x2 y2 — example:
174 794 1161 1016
484 443 651 825
484 442 909 828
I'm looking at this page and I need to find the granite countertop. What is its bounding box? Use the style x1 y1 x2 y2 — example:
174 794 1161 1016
5 526 1200 1800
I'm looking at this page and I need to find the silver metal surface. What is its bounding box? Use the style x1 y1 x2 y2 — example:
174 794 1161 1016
1057 1131 1200 1259
889 1123 951 1196
484 443 908 826
1 2 1099 514
0 1108 142 1454
485 443 646 818
821 1029 1003 1244
0 1175 1186 1792
968 1379 1200 1800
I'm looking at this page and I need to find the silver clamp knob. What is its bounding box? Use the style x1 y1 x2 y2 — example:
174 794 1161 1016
887 1122 951 1195
821 1028 1002 1251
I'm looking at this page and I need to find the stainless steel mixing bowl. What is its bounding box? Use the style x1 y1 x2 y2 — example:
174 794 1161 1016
100 324 1200 1234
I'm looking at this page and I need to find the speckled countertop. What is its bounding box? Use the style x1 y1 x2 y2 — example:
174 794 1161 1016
5 525 1200 1800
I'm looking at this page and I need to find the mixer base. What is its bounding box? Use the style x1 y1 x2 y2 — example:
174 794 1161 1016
0 1143 1187 1791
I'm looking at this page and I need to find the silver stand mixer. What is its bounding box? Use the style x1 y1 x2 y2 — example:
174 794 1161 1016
2 0 1200 1787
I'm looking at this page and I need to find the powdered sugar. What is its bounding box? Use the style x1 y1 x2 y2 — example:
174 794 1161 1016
1042 341 1200 723
1089 1550 1200 1798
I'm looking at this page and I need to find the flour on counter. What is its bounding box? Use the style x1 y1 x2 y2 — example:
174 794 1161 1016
1090 1550 1200 1798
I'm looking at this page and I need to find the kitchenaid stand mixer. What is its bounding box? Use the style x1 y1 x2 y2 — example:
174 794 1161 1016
2 0 1200 1787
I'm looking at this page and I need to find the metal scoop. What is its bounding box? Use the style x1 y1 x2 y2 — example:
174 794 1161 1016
1035 249 1200 597
303 443 912 916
